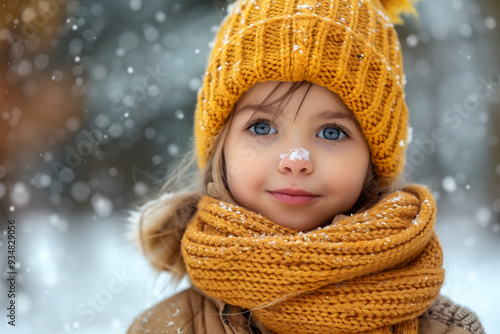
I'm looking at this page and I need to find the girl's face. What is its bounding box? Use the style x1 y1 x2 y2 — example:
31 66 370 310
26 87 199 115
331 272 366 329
223 81 370 231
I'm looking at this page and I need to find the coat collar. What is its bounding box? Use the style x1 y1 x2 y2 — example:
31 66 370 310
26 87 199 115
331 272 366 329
192 286 273 334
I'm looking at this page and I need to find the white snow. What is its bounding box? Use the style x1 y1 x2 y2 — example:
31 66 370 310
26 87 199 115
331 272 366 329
91 194 114 217
484 17 496 30
407 126 413 144
279 148 310 165
9 182 31 207
442 176 457 193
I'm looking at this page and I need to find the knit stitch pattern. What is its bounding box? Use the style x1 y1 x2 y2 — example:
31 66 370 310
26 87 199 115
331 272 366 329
181 185 445 333
195 0 415 185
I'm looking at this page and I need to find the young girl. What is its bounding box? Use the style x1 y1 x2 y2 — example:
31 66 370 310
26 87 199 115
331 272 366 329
127 0 484 333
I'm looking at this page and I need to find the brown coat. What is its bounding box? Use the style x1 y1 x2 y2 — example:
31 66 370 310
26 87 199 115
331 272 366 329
127 288 484 334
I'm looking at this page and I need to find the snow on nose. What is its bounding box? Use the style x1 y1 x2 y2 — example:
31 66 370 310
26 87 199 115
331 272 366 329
279 147 310 165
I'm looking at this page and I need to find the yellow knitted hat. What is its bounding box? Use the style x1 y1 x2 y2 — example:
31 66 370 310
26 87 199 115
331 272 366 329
195 0 417 185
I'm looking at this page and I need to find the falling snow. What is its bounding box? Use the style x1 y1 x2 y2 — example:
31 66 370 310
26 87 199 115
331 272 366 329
0 0 498 333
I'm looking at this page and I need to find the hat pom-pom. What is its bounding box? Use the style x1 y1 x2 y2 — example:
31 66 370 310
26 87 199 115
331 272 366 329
380 0 418 25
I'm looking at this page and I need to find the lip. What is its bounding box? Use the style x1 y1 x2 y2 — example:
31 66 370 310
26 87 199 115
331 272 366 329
268 188 320 205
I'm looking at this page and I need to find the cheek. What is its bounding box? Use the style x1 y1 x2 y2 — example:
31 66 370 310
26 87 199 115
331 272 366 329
225 148 258 181
345 142 371 187
323 149 370 198
224 139 262 176
224 142 268 202
227 161 265 189
326 164 366 190
226 166 264 209
344 164 368 190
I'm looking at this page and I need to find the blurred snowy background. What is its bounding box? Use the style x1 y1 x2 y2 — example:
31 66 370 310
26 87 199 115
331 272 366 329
0 0 499 333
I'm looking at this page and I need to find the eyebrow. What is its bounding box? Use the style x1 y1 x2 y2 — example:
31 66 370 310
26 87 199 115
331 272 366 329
237 105 349 117
235 104 275 115
235 105 353 125
317 110 351 120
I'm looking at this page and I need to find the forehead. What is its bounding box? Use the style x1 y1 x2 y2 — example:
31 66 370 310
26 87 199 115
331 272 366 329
234 81 351 118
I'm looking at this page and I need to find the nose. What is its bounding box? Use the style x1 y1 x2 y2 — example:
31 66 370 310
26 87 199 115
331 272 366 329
278 148 313 175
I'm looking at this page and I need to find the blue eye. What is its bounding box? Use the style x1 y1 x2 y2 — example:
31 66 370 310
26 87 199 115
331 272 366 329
249 121 277 135
318 126 345 140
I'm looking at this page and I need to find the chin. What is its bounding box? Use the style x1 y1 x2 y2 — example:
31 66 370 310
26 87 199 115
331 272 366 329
276 220 322 232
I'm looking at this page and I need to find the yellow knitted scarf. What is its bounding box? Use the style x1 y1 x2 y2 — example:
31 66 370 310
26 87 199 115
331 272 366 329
181 185 444 333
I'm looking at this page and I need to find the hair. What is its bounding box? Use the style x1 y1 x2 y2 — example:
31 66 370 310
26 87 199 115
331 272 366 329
133 81 403 280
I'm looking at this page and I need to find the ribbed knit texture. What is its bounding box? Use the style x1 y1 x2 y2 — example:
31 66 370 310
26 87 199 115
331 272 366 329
181 185 445 333
195 0 417 185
